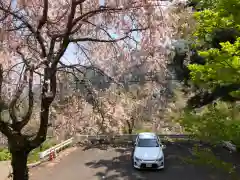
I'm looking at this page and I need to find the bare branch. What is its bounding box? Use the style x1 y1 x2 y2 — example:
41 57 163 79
53 0 78 66
75 0 86 4
70 28 147 43
71 3 161 28
17 67 34 130
60 67 106 132
0 120 12 138
0 64 12 137
3 62 24 77
71 6 124 27
17 47 47 77
16 48 31 67
48 37 56 57
37 0 48 31
9 66 28 128
0 4 47 57
31 65 57 148
58 61 122 86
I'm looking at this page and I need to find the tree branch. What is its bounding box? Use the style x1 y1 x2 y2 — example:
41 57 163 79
0 64 13 137
48 37 56 57
75 0 86 4
71 3 159 28
37 0 48 31
58 62 122 86
52 5 147 38
16 67 34 130
187 84 240 109
63 68 106 132
29 0 79 146
53 0 78 66
9 67 28 129
71 6 124 28
70 28 147 43
0 4 47 57
31 65 57 148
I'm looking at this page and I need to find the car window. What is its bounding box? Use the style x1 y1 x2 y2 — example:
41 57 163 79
137 138 160 147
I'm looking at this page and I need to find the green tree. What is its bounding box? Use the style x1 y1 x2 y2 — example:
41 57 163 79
177 1 240 176
189 0 240 92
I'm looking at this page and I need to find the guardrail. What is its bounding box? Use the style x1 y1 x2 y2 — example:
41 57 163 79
39 137 74 159
74 134 192 144
222 141 237 152
37 134 191 160
38 134 237 161
74 134 237 152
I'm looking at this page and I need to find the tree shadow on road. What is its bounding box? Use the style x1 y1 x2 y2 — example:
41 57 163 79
84 141 234 180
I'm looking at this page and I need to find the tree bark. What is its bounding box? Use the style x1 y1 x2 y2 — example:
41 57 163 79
126 118 134 134
11 150 29 180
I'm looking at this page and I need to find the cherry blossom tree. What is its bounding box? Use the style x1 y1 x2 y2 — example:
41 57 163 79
0 0 174 179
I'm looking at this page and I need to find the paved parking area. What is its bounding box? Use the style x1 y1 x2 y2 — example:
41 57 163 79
30 142 240 180
0 161 11 180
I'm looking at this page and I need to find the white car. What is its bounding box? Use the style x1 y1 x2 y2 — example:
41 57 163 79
132 132 166 170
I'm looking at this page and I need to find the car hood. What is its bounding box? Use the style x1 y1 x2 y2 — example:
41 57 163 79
134 147 163 160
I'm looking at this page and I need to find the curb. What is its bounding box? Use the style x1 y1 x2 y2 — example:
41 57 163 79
3 160 43 179
27 161 42 168
2 160 43 168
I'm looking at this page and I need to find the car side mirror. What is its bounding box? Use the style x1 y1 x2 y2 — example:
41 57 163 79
161 144 166 149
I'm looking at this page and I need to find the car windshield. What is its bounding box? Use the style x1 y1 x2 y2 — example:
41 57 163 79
137 138 159 147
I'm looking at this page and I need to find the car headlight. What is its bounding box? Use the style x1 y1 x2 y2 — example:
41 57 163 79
156 157 163 161
134 157 141 161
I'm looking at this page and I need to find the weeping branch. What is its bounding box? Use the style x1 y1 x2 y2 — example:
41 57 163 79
0 64 12 137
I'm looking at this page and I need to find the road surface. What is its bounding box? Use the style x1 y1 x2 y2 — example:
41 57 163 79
30 142 239 180
0 161 11 180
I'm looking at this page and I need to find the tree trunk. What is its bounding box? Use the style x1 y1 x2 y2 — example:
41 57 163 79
126 118 135 134
11 150 29 180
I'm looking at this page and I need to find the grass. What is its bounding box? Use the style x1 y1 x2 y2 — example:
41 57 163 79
0 140 56 163
133 128 152 134
181 145 239 180
27 140 56 163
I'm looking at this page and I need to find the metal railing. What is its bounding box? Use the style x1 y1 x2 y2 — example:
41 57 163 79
39 137 73 159
222 141 237 152
74 134 237 152
37 134 192 160
38 134 191 159
74 133 192 144
23 134 240 162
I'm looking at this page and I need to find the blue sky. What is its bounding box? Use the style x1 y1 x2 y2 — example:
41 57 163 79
62 0 109 65
100 0 104 5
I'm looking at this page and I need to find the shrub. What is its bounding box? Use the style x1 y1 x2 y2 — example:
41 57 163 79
0 147 11 161
0 139 56 163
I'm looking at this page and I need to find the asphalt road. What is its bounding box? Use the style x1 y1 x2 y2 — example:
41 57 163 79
30 142 240 180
